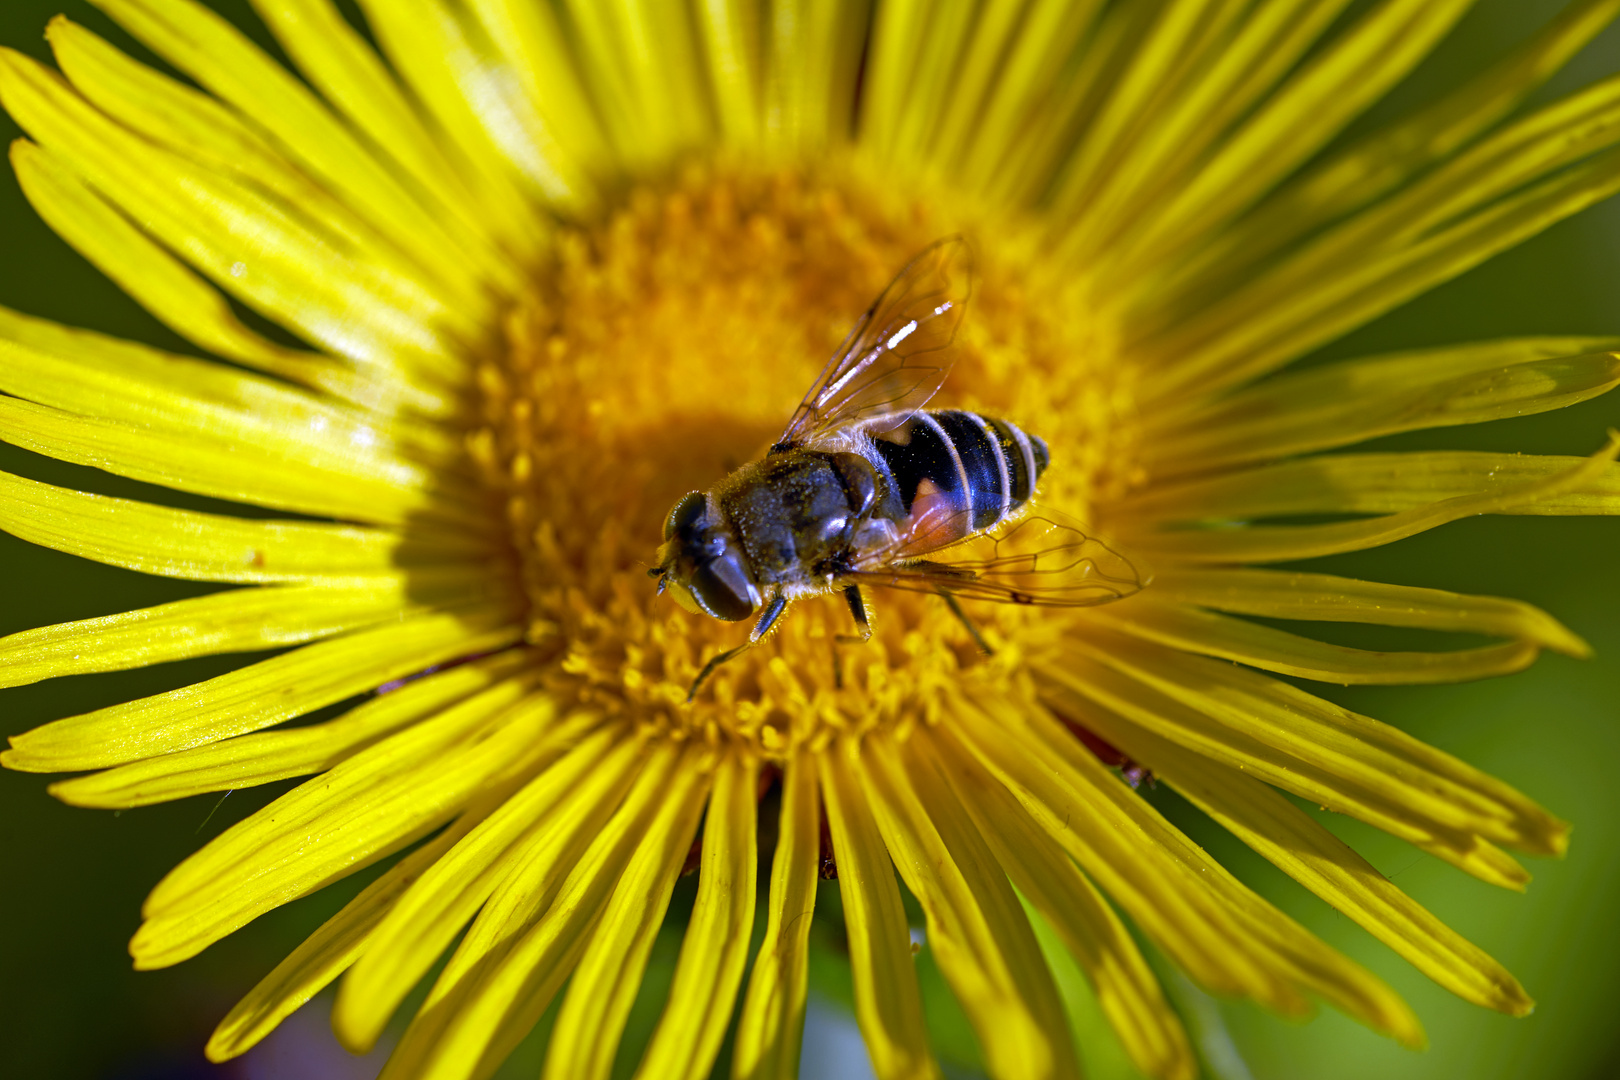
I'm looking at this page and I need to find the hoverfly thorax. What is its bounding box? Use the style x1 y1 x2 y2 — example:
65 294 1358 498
653 491 758 622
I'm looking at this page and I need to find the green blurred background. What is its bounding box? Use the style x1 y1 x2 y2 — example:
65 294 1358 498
1 2 1617 1078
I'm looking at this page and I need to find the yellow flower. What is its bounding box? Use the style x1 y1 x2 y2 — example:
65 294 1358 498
2 1 1619 1079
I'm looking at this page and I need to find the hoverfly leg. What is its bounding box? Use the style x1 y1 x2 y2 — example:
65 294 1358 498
687 642 750 703
940 590 995 656
834 585 871 645
687 595 788 703
750 594 789 643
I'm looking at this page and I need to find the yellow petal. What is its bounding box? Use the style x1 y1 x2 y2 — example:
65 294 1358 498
883 0 981 169
1060 0 1356 261
862 731 1080 1080
352 0 591 216
733 754 820 1080
0 47 465 378
541 745 714 1080
694 0 762 145
1078 717 1534 1019
0 578 439 690
8 137 364 401
206 802 486 1062
354 729 660 1067
1128 450 1620 524
1035 644 1557 885
927 0 1066 172
962 693 1423 1045
924 725 1193 1080
820 738 941 1080
132 687 556 970
1146 146 1620 403
763 0 880 151
6 608 520 773
334 719 629 1053
83 0 494 312
1152 568 1589 657
1143 339 1620 478
1087 598 1540 684
0 393 466 527
249 0 530 285
636 751 759 1080
1133 433 1620 563
1162 0 1620 305
1119 0 1474 275
0 303 459 461
948 693 1303 1012
49 651 537 809
0 470 484 589
954 0 1106 193
1056 632 1567 855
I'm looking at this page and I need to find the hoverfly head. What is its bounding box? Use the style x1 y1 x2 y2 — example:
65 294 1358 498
653 491 756 622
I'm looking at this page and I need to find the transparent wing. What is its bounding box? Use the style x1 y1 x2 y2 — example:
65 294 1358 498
776 237 974 450
847 509 1146 607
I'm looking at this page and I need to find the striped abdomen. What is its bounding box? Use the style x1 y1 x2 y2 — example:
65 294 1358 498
870 410 1050 540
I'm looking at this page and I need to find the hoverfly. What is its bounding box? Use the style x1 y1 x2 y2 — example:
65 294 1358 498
651 237 1144 700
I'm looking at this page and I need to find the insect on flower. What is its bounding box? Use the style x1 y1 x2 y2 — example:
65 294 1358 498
651 238 1145 698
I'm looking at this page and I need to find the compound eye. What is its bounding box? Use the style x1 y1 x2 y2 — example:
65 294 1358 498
663 492 705 541
688 556 755 621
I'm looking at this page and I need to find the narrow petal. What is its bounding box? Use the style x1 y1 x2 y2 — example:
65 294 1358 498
820 739 940 1080
1050 0 1247 220
1117 0 1474 275
1034 657 1537 889
0 395 467 527
333 720 632 1052
733 754 820 1080
48 651 537 809
354 0 592 215
249 0 529 286
948 692 1305 1012
359 734 668 1070
0 48 466 378
0 305 460 464
84 0 495 310
636 752 759 1080
1151 568 1588 657
0 578 446 690
694 0 762 145
954 0 1107 193
1128 451 1620 524
761 0 868 150
0 472 485 588
4 608 521 773
1074 716 1534 1018
464 0 612 174
1132 434 1620 563
1158 0 1620 307
131 688 557 970
1142 339 1620 478
1143 146 1620 403
884 0 980 168
9 137 360 400
1087 599 1540 685
1047 634 1567 861
921 0 1031 169
960 692 1424 1045
924 725 1194 1080
542 745 714 1080
540 0 711 168
861 731 1080 1080
206 802 485 1062
1057 0 1356 261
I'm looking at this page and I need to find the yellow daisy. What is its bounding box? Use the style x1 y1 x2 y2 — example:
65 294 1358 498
3 1 1619 1079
